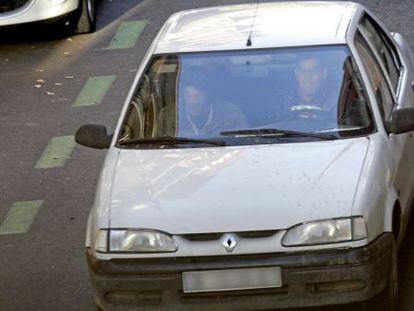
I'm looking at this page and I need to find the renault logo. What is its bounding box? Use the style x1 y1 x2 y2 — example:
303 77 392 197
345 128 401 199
222 234 237 252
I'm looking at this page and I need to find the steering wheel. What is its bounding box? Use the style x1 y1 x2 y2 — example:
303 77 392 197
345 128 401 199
288 105 332 121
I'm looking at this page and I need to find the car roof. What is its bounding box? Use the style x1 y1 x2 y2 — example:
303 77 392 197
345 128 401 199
154 1 361 54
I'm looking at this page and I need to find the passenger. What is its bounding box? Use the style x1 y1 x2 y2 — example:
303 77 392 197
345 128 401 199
179 81 247 136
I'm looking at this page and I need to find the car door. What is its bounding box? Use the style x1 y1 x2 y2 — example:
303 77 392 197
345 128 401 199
358 13 414 223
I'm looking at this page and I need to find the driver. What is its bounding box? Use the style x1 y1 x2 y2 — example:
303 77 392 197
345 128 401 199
275 55 333 120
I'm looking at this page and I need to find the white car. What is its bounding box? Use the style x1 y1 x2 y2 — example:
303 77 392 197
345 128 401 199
0 0 96 33
76 1 414 310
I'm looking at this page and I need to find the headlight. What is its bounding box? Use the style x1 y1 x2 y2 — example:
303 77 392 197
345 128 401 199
282 217 367 247
94 229 178 253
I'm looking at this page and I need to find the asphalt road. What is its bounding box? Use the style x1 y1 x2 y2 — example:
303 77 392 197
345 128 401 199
1 0 414 310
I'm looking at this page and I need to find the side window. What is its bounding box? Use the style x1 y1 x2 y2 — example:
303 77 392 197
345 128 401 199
359 14 401 91
337 59 372 129
355 31 394 119
119 55 180 141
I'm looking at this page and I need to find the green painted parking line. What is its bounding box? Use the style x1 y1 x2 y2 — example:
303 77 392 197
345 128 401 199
35 135 76 169
106 20 148 50
73 75 117 107
0 200 43 235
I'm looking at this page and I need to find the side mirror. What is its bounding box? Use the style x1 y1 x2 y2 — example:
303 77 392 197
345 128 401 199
75 124 113 149
386 108 414 134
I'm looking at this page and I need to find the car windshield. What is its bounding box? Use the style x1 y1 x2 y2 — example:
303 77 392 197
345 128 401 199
118 45 375 148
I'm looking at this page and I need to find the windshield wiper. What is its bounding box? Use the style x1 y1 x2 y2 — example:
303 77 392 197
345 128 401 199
118 136 226 146
220 128 337 140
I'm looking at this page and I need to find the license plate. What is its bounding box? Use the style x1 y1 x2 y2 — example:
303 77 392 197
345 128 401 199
182 266 282 293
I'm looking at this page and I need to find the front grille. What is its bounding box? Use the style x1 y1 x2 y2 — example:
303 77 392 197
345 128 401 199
0 0 30 14
181 230 277 242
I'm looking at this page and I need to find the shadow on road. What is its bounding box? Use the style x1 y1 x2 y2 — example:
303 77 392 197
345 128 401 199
95 0 144 30
397 208 414 310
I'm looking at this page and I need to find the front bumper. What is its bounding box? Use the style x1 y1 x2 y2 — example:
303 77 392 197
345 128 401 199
0 0 79 26
86 233 393 311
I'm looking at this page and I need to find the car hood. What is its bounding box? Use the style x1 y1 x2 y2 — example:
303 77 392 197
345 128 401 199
110 138 369 234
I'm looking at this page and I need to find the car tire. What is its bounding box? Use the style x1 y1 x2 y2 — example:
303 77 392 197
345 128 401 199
76 0 96 34
364 240 398 311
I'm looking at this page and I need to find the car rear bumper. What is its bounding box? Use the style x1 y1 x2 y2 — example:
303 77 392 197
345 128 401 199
0 0 79 26
86 233 393 311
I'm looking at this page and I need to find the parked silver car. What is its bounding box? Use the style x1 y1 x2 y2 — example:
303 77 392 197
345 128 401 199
76 1 414 310
0 0 96 33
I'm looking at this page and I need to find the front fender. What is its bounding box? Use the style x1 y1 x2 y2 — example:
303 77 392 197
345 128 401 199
87 148 120 252
352 134 395 241
383 187 399 233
